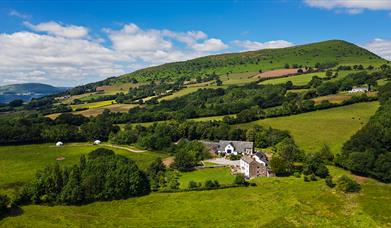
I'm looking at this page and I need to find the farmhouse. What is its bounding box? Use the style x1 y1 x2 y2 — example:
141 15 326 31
201 140 254 155
348 87 368 93
240 152 270 178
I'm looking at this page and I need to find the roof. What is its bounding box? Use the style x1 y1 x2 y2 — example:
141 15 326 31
254 152 268 164
241 155 255 164
218 140 253 153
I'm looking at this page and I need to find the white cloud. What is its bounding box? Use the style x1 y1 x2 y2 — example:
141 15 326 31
362 38 391 60
105 23 172 52
24 21 89 38
0 31 129 86
190 38 228 52
304 0 391 14
9 10 30 19
233 40 294 51
0 22 230 86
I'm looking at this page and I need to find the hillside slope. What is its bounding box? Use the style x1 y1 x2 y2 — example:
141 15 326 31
0 83 68 103
105 40 385 84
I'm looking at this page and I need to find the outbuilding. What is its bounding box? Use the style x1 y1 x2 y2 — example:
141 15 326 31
56 141 64 147
94 140 101 145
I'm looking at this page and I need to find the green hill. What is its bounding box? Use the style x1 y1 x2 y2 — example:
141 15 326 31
104 40 385 84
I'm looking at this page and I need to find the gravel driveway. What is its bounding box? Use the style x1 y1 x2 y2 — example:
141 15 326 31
206 157 240 166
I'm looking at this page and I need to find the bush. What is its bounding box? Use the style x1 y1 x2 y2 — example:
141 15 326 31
325 176 336 188
304 175 310 182
310 174 317 181
204 180 220 189
336 175 361 193
293 172 301 178
88 148 114 159
249 182 257 186
0 194 9 217
228 154 242 160
233 174 248 186
188 181 198 189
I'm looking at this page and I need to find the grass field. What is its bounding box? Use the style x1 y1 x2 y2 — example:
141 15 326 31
260 72 326 86
1 165 390 227
71 100 116 111
238 102 380 154
178 167 234 189
0 143 167 196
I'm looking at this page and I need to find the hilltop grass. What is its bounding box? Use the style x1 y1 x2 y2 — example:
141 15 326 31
1 166 390 227
178 167 234 189
237 102 380 154
0 143 167 196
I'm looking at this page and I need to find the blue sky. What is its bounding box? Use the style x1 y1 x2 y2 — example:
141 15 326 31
1 0 391 86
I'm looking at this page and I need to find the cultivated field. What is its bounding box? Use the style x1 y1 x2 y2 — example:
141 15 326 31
238 102 380 154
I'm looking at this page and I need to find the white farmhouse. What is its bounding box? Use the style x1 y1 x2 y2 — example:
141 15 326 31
217 140 254 155
348 87 368 93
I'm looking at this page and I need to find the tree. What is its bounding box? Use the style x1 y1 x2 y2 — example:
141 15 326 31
270 156 290 176
325 176 335 188
216 77 223 86
284 63 290 69
9 99 23 107
172 150 196 171
233 174 248 186
325 70 333 77
336 175 361 193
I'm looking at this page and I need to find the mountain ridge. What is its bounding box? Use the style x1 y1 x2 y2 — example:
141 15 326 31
0 83 69 103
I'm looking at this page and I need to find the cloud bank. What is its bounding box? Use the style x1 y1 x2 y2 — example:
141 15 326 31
0 20 294 86
304 0 391 14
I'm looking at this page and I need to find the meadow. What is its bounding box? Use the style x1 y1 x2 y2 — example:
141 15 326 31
178 167 234 189
260 71 326 86
238 102 380 154
0 165 390 227
0 143 168 196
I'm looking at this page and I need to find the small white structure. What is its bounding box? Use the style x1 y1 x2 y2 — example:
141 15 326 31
348 87 368 93
56 141 64 147
93 140 101 145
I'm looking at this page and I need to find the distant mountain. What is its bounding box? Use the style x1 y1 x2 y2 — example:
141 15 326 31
100 39 386 85
0 83 69 103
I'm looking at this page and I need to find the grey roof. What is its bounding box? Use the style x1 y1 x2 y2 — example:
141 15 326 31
254 152 268 164
241 155 255 164
218 140 253 153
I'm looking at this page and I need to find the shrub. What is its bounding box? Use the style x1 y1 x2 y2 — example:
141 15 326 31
233 174 248 186
188 181 198 189
325 176 336 188
228 154 242 160
88 148 114 159
304 175 310 182
336 175 361 193
249 182 257 186
204 180 220 189
293 172 301 178
310 174 317 181
0 194 9 217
